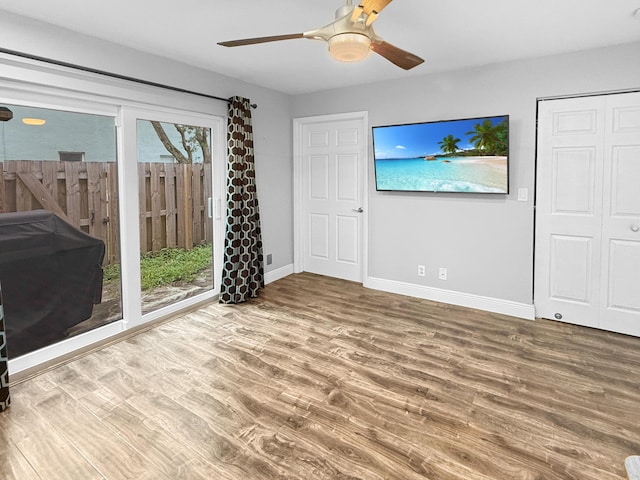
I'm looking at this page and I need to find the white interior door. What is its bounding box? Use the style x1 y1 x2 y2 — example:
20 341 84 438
296 113 367 283
535 91 640 336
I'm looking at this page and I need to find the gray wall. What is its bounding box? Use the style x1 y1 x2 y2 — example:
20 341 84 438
3 7 639 306
0 10 294 274
292 42 640 305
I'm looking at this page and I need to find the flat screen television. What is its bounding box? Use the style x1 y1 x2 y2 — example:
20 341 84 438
372 115 509 193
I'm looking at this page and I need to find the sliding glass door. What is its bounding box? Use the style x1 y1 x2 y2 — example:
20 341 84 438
0 103 122 358
136 118 215 315
119 108 224 327
0 100 224 362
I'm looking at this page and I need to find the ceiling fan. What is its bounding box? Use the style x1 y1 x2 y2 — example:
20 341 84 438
217 0 424 70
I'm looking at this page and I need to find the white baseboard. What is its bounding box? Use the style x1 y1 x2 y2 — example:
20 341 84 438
364 276 535 320
265 264 294 285
267 269 535 320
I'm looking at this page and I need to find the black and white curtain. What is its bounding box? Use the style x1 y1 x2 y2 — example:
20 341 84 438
0 284 9 412
219 96 264 304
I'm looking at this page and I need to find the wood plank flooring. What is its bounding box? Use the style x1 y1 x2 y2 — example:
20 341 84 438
1 272 639 479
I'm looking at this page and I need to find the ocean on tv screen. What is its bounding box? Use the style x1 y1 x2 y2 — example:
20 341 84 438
375 156 508 193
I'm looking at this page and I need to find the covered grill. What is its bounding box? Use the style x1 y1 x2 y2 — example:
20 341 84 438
0 210 105 358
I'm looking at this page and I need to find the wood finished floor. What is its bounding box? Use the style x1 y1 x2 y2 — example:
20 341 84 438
1 272 639 479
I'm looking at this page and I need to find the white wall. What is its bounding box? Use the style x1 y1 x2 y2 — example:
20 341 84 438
292 42 640 308
0 10 294 274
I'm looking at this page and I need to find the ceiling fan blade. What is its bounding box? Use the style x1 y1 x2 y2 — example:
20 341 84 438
218 33 304 47
359 0 393 16
371 39 424 70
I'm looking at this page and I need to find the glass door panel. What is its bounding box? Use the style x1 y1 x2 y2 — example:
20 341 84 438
0 103 122 359
136 119 214 315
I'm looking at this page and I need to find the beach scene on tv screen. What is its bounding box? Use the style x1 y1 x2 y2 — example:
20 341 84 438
374 115 509 193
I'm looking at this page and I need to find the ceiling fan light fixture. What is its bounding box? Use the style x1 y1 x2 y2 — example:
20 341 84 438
328 33 371 62
22 117 46 126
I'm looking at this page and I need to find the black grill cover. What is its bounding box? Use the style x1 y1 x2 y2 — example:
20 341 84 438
0 210 105 358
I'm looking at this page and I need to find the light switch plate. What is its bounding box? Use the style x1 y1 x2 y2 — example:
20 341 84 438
517 188 528 202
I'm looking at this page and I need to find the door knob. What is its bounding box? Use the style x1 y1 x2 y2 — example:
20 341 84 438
632 225 640 232
352 207 363 213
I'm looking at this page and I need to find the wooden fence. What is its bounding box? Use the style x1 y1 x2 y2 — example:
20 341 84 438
0 160 212 265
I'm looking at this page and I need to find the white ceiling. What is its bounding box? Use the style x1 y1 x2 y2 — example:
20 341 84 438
1 0 640 95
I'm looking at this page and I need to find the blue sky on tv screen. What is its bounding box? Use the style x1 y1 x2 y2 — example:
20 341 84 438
373 115 506 159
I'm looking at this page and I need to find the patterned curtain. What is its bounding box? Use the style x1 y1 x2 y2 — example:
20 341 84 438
0 284 9 412
219 96 264 304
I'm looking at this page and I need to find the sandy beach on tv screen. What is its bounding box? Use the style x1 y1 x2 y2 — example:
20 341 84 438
456 155 507 164
455 156 507 169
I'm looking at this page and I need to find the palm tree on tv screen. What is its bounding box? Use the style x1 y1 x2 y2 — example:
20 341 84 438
438 134 461 155
466 119 498 153
466 118 508 155
493 119 508 155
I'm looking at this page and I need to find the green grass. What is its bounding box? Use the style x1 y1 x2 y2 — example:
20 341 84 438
102 244 212 291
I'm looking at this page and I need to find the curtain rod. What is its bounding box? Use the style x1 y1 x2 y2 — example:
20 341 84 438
0 48 258 109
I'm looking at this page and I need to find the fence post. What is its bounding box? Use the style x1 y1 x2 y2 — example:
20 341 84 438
106 163 120 265
164 163 177 248
182 164 193 249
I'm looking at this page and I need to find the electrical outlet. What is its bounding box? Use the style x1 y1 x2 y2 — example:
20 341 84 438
417 265 425 277
266 253 273 265
438 267 447 280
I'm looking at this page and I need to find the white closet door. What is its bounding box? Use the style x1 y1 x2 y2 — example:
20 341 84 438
535 92 640 336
